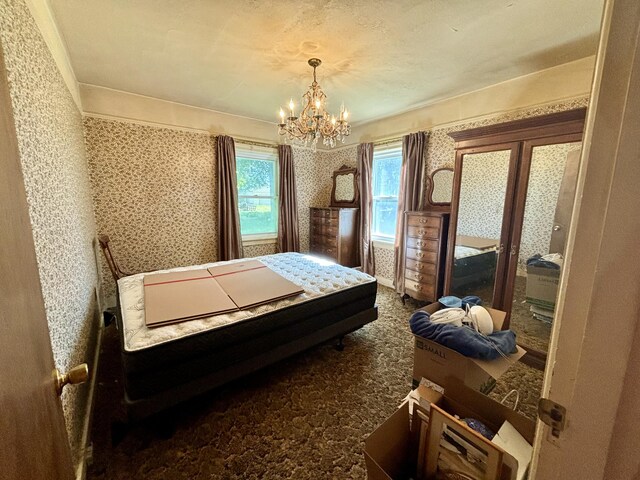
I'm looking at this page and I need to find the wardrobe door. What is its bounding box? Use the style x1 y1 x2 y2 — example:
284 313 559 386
445 144 520 307
504 138 582 353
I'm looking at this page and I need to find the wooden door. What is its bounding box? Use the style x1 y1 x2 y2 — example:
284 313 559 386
548 148 581 254
0 40 74 480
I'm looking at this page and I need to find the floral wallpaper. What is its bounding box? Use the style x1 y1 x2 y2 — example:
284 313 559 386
520 142 582 266
292 145 358 252
456 150 512 241
0 0 99 467
84 117 218 300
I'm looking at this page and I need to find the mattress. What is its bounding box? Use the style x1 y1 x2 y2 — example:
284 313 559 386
455 245 489 259
117 253 377 401
118 252 376 352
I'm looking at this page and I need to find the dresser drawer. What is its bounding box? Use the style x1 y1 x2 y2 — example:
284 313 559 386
406 237 438 252
407 215 440 228
311 234 337 248
310 223 338 237
406 248 437 263
404 268 436 284
404 280 435 301
407 225 440 239
311 215 337 228
405 258 437 275
310 208 338 219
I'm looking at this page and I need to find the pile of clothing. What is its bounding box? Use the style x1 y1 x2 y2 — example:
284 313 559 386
526 253 563 270
409 296 517 361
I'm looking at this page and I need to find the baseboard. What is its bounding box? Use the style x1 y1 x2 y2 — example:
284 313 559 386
376 276 394 289
75 322 104 480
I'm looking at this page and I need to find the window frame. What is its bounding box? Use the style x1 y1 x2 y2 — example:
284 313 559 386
371 143 403 244
235 145 279 242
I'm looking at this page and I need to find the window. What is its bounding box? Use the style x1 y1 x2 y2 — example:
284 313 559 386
235 146 278 239
372 144 402 241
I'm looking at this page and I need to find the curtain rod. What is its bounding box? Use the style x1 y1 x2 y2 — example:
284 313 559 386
235 138 280 149
372 130 427 147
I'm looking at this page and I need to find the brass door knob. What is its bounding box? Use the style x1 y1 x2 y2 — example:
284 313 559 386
54 363 89 396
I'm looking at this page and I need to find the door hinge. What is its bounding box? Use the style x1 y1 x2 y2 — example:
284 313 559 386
538 398 567 437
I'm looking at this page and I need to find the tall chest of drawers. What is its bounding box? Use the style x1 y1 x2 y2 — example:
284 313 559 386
309 207 359 267
401 211 450 302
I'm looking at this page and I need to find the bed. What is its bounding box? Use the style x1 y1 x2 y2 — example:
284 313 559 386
115 252 378 419
451 236 498 291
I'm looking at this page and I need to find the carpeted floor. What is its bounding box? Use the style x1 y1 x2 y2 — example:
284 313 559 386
87 286 542 480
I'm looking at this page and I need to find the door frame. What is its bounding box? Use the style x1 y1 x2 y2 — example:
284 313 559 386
531 0 640 476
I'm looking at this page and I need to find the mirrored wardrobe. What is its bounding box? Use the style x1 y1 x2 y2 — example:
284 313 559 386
444 108 586 368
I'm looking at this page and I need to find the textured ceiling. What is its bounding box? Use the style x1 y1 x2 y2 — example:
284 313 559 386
49 0 603 125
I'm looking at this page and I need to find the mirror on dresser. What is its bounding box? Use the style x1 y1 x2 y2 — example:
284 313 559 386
444 108 587 368
427 167 455 205
398 168 454 304
309 166 360 267
330 165 359 207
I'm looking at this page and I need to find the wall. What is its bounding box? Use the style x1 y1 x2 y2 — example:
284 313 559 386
84 117 218 299
350 56 595 146
456 150 511 241
0 0 99 468
84 117 327 298
519 142 582 266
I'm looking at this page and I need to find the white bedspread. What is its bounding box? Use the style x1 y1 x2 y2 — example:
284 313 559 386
454 245 490 259
117 253 376 352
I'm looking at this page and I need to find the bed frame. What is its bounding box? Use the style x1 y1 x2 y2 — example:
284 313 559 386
115 286 378 420
451 250 497 291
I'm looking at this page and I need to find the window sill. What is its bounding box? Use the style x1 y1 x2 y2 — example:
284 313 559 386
242 235 277 246
372 238 395 250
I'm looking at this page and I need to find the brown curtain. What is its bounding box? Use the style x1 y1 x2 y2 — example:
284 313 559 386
216 135 243 260
277 144 300 252
357 142 375 275
394 132 427 293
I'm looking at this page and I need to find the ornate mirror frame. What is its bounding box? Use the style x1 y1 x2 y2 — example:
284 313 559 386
330 164 359 207
426 167 455 207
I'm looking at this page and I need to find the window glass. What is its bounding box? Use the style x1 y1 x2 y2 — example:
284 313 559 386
235 147 278 237
372 144 402 240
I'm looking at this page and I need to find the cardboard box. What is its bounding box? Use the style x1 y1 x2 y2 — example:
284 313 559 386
412 303 526 394
364 380 535 480
526 265 560 310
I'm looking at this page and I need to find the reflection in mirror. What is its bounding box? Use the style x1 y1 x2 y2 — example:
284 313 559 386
510 142 581 353
451 150 511 307
335 173 355 202
430 168 454 204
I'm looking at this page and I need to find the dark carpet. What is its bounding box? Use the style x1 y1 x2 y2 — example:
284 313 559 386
87 286 542 480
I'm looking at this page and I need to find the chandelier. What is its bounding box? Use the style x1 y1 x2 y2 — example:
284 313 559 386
277 58 350 148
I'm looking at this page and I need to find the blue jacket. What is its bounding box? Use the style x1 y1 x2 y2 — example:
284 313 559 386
409 310 517 360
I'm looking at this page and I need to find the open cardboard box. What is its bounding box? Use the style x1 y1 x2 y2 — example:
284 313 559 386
364 379 535 480
413 303 526 394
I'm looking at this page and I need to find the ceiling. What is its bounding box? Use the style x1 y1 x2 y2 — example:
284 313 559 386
49 0 603 126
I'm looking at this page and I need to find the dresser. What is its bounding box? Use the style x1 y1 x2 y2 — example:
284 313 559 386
401 211 450 302
309 207 359 267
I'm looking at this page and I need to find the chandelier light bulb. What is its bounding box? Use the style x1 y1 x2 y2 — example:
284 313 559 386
279 108 285 122
288 98 295 114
